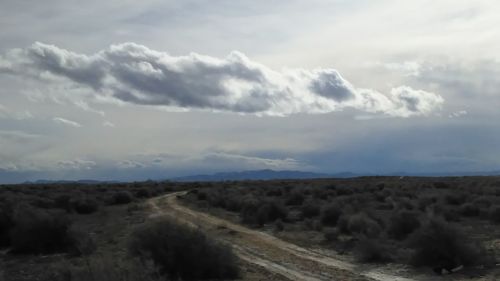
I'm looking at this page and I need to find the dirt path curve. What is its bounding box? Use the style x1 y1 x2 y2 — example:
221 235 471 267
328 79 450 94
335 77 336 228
148 192 417 281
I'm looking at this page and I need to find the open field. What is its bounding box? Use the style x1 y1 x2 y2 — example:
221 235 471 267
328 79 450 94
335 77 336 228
1 177 500 280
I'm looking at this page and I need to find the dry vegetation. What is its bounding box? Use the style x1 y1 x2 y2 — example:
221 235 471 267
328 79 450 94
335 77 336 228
0 181 239 281
1 176 500 280
181 177 500 275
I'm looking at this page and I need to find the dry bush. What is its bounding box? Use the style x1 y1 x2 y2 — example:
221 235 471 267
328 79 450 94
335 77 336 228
489 205 500 223
73 197 99 214
0 201 14 248
301 201 321 218
346 213 382 238
256 200 288 226
388 211 421 240
354 238 393 263
129 217 239 280
41 255 162 281
408 217 488 270
320 204 343 226
113 191 134 205
10 205 74 254
285 191 305 206
459 203 480 217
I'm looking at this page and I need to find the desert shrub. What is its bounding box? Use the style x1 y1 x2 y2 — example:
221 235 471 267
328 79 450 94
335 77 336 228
135 188 151 198
354 238 392 263
388 211 421 240
129 218 239 280
0 201 14 247
73 197 99 214
256 201 288 226
275 219 284 232
408 218 487 270
31 197 55 209
323 229 339 242
10 205 74 254
113 191 134 204
347 213 382 238
224 196 242 212
338 215 350 234
66 227 96 256
444 192 466 205
489 205 500 223
53 194 73 212
196 191 207 200
434 182 450 189
396 198 415 210
285 191 305 206
459 203 480 217
41 255 162 281
375 202 394 210
320 204 343 226
266 188 283 197
240 201 259 225
473 197 492 209
301 201 321 218
417 196 436 211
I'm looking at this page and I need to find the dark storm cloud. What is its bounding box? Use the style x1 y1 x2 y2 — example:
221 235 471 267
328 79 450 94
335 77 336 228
0 42 444 116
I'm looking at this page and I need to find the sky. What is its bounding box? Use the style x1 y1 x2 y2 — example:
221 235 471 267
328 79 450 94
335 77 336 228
1 0 500 183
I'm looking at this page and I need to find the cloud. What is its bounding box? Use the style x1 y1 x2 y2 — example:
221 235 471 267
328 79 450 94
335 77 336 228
118 160 146 169
53 117 82 127
449 110 468 118
57 159 96 170
0 104 33 120
0 130 40 141
103 121 115 127
1 42 443 117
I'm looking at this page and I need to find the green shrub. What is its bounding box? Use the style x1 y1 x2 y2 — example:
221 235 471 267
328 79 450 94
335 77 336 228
129 218 239 280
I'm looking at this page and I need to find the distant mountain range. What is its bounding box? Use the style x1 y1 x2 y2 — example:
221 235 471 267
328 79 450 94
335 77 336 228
25 179 120 185
22 169 500 185
171 169 358 182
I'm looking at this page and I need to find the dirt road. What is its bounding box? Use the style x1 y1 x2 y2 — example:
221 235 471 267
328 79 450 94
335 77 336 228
148 192 417 281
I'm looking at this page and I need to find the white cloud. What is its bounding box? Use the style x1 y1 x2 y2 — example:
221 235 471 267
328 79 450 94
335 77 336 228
57 159 96 170
1 42 444 117
53 117 82 127
103 121 115 127
0 130 40 140
0 104 33 120
118 160 146 169
449 110 468 118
